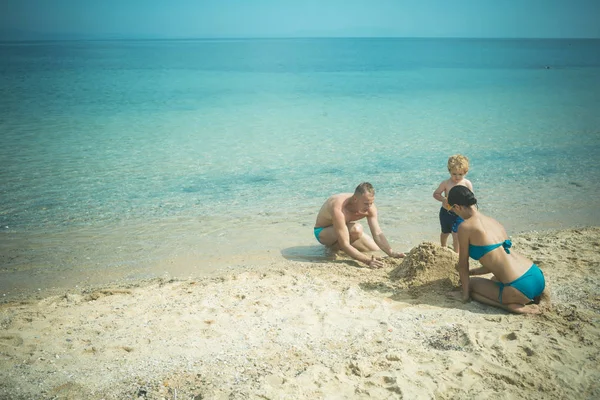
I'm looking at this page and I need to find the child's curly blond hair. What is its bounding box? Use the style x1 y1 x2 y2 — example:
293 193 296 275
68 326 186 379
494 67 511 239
447 154 469 173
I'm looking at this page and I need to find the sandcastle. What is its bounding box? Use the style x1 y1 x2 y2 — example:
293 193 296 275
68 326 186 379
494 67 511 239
390 241 460 290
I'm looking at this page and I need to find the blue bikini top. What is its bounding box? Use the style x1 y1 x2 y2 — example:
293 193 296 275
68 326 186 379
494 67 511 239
469 239 512 260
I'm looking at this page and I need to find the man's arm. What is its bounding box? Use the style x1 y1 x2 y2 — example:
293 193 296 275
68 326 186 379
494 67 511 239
367 206 404 258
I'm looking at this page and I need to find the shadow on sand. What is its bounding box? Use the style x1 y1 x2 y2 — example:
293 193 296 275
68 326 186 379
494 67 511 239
360 276 508 315
280 245 337 262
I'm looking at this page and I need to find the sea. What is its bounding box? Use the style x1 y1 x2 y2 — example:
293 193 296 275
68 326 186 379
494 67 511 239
1 38 600 298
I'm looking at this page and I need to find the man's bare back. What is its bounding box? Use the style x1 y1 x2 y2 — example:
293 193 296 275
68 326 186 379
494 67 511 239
314 193 368 229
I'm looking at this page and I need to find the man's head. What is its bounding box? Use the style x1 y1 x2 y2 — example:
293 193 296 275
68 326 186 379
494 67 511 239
354 182 375 197
353 182 375 213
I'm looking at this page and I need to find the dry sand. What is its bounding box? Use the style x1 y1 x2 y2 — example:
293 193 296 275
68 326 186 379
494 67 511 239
1 227 599 399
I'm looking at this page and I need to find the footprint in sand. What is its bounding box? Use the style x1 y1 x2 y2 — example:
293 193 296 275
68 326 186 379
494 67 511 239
426 325 472 351
520 346 535 356
0 334 24 347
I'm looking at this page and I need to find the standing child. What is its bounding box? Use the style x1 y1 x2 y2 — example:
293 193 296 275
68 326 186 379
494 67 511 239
433 154 473 252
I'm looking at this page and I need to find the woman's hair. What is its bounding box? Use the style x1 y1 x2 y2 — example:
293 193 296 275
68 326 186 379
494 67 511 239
448 185 477 207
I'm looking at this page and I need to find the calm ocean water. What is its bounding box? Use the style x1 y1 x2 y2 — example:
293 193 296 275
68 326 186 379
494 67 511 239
1 38 600 296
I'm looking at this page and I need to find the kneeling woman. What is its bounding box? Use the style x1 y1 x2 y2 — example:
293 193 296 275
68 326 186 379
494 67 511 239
448 186 546 314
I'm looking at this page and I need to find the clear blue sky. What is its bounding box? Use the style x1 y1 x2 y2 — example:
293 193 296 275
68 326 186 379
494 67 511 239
1 0 599 40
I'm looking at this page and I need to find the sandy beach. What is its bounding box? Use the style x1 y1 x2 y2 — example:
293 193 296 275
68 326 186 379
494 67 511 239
1 226 599 399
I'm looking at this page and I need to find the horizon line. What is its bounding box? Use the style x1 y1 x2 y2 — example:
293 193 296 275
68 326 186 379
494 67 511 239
1 35 599 43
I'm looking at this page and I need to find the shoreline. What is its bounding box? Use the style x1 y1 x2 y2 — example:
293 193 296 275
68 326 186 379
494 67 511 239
1 226 599 399
1 223 597 303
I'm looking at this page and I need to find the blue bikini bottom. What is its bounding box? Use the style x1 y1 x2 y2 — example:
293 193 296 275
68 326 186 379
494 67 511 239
497 264 545 303
314 227 325 243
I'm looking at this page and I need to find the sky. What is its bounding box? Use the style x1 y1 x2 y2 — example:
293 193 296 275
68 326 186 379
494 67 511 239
1 0 599 40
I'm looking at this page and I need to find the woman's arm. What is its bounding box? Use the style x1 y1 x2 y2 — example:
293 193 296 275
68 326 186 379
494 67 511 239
469 266 490 275
457 226 471 302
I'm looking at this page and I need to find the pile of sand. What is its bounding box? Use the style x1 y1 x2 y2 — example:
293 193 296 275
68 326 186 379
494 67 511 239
389 241 460 291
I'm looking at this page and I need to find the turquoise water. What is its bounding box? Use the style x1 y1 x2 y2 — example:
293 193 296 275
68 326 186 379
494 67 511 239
1 38 600 296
